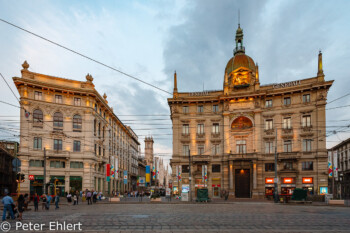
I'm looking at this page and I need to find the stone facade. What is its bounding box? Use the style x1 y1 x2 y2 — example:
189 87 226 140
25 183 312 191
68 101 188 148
13 61 140 196
168 25 333 199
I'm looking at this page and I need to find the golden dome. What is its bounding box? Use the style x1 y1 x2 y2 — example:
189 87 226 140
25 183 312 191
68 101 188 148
225 53 256 75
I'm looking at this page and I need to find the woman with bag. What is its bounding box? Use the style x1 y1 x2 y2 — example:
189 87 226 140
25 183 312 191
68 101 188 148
17 194 25 221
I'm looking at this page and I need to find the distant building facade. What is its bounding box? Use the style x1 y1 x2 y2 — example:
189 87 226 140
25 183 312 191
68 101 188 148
168 25 333 199
13 61 140 196
0 141 19 195
329 139 350 199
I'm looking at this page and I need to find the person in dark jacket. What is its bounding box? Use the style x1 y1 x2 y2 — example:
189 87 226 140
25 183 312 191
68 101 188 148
33 193 39 211
17 194 25 221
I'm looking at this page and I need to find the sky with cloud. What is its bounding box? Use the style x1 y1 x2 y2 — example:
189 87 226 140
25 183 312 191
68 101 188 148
1 0 350 167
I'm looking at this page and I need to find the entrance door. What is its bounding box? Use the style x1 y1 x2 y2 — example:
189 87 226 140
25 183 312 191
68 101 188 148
235 169 250 198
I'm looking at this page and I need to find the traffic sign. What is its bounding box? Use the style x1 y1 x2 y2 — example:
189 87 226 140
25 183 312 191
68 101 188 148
12 158 21 167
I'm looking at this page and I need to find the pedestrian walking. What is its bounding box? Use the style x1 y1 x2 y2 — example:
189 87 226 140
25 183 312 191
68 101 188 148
73 194 77 205
86 190 92 205
112 189 115 197
17 194 25 221
93 190 97 203
55 193 60 210
1 192 15 221
33 193 39 211
75 191 79 205
41 195 47 210
46 195 52 210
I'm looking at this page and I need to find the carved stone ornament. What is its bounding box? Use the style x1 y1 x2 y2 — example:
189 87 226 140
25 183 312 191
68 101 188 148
103 93 107 100
224 103 229 111
22 60 29 70
86 73 94 83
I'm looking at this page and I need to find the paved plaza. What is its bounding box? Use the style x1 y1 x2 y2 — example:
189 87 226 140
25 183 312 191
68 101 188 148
2 201 350 232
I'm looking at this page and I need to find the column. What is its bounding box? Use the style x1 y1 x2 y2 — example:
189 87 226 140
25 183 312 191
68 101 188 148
253 163 257 189
229 161 233 190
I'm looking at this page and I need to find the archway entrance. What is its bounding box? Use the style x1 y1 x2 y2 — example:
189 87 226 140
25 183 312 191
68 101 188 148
235 169 250 198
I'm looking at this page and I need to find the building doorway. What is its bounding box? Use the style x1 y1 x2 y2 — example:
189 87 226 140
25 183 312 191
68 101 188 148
235 169 250 198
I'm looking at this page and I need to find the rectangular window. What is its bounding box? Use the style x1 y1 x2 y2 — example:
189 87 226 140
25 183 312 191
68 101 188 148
74 97 81 106
50 160 65 168
212 105 219 112
283 162 293 170
198 144 205 155
302 115 311 127
182 165 190 173
197 105 204 113
303 94 310 103
183 145 189 156
33 137 42 150
236 140 246 154
212 164 221 173
94 144 97 155
265 119 273 130
182 124 189 135
212 123 219 134
303 139 312 152
302 161 313 171
29 160 44 167
265 163 275 172
53 139 62 151
197 124 204 134
183 106 189 114
284 140 292 152
265 99 272 108
283 117 291 129
212 144 220 155
34 91 42 100
73 140 81 152
70 161 83 168
55 95 62 104
265 141 273 154
284 97 291 106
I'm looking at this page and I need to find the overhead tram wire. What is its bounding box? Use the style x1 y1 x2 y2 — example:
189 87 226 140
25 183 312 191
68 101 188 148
0 73 20 102
0 18 172 96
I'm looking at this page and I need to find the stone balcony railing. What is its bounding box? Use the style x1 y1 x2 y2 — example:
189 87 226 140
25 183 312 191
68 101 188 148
264 129 275 136
196 133 205 139
282 128 293 135
211 132 220 138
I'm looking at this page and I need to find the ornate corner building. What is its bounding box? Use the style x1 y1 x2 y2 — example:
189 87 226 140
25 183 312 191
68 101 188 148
13 62 140 196
168 25 333 199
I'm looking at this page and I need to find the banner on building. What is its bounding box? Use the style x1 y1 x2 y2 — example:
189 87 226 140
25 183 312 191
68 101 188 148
115 158 118 176
328 151 333 178
178 165 182 182
111 156 115 179
146 165 151 183
202 165 207 184
123 170 128 184
106 164 111 182
333 151 338 179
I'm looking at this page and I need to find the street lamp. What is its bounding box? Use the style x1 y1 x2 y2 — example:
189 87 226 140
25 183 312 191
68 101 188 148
189 149 192 202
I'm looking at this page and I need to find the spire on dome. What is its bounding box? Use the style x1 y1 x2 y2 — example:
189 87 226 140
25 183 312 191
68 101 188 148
234 23 245 55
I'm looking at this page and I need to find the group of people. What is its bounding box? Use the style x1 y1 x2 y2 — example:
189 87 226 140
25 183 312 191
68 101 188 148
65 190 103 205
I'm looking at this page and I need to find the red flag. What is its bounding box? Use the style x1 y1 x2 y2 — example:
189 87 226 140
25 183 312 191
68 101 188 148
106 164 111 177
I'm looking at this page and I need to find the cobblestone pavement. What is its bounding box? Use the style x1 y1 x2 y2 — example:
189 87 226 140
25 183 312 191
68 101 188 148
2 202 350 233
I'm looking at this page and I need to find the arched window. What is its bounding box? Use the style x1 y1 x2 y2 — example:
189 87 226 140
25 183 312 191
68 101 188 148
73 114 82 130
33 109 43 123
53 112 63 128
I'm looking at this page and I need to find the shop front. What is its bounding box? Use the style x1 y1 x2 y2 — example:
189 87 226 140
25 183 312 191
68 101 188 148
264 177 274 199
211 178 221 198
281 177 296 196
69 176 82 193
302 177 314 195
194 178 206 197
30 175 44 196
50 176 65 197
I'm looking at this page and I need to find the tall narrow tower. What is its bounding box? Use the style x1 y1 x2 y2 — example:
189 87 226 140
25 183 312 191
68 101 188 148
144 136 154 166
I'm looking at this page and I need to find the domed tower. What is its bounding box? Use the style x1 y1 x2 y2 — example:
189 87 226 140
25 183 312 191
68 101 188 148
224 25 259 95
